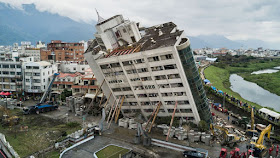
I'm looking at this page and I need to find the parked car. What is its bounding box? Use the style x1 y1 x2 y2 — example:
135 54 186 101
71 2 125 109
183 151 204 158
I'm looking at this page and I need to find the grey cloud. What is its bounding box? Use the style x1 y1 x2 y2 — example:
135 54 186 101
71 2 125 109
0 0 280 43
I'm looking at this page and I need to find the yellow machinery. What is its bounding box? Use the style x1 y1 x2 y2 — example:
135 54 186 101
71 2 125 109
0 106 19 126
210 124 240 147
250 124 272 152
246 107 258 136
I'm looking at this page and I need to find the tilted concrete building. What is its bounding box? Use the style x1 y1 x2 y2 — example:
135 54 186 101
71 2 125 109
84 15 212 124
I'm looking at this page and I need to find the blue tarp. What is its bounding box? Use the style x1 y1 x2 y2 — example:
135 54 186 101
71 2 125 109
36 104 54 109
204 79 210 83
213 103 222 107
211 86 216 90
218 90 223 94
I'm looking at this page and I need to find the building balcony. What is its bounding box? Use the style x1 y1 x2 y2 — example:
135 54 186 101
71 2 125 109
1 82 16 85
24 69 41 73
0 74 16 78
25 89 43 93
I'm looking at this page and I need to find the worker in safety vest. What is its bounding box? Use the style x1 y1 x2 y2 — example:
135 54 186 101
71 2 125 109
269 147 273 155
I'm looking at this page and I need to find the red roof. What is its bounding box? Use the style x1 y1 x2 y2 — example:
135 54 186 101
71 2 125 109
72 85 98 89
57 73 77 78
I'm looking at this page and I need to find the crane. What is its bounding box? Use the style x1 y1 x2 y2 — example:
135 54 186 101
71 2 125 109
23 73 60 114
250 124 272 156
39 73 60 105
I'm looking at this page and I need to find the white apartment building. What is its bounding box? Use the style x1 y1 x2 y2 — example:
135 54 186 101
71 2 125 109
85 15 212 124
0 48 23 95
59 61 90 73
24 48 41 62
23 61 58 95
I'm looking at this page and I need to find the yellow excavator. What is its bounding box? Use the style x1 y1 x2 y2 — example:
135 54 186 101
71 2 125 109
250 124 272 157
210 124 240 148
0 106 20 127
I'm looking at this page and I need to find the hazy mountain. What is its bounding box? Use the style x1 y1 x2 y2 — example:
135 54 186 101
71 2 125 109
188 36 212 49
0 3 95 45
195 34 243 49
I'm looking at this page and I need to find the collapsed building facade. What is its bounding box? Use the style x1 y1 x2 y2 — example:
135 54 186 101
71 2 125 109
84 14 212 125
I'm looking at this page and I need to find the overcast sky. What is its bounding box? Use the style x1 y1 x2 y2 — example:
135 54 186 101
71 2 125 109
1 0 280 43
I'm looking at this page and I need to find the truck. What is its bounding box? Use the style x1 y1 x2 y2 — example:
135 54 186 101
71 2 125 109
23 73 60 114
231 116 249 129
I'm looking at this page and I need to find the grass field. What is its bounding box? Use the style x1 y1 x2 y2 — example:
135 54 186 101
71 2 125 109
204 65 262 109
0 109 81 157
95 145 130 158
240 71 280 96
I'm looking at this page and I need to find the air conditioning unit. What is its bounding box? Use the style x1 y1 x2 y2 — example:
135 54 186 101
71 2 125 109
129 61 132 64
134 60 138 64
108 64 111 68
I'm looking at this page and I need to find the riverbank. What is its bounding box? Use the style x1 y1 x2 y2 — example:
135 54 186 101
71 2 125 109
240 71 280 97
204 65 262 109
204 57 280 111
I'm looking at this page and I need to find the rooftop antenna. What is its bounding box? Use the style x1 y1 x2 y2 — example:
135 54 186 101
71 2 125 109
95 8 105 24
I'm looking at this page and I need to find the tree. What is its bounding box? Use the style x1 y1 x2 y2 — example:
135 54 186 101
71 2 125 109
198 120 208 132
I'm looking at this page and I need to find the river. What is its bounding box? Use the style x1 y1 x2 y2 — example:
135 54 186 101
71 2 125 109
229 74 280 112
251 66 280 74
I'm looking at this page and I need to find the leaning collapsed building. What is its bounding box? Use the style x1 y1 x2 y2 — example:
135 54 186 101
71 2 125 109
84 14 212 125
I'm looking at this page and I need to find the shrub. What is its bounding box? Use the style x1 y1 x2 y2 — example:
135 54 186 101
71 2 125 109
66 122 80 128
198 120 208 132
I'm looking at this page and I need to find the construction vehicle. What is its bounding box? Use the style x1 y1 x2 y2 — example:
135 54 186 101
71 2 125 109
210 124 241 147
0 106 19 126
249 124 272 157
212 103 228 114
231 116 249 129
219 148 227 158
23 73 60 114
246 107 258 137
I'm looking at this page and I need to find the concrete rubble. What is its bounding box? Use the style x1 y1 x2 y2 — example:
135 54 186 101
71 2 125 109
66 96 85 115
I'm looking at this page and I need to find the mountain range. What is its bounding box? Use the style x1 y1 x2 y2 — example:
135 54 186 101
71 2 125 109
0 3 278 49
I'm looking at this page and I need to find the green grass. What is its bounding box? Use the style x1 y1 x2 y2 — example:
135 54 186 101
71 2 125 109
0 112 81 157
226 60 280 74
95 145 130 158
204 65 262 109
43 150 60 158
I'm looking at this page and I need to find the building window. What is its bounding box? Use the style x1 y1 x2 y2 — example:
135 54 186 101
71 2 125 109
155 75 167 80
75 89 79 92
115 30 121 38
73 68 76 71
148 56 159 62
164 64 177 70
160 54 173 60
151 66 163 71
